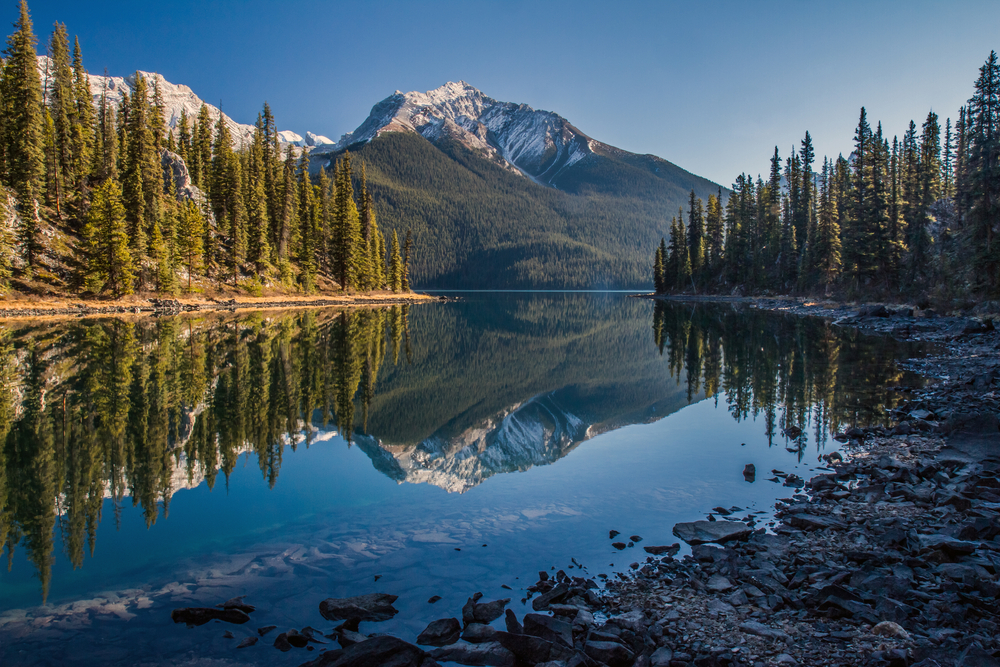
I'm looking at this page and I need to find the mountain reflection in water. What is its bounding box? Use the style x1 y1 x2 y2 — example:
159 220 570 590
0 295 921 601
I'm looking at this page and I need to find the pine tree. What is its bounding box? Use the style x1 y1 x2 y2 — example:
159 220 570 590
653 240 664 293
176 200 204 292
332 153 361 290
48 22 73 219
402 229 412 292
1 0 45 265
845 107 873 285
92 77 117 183
965 51 1000 292
687 190 704 283
82 179 134 296
276 146 296 284
297 153 317 292
813 158 842 291
942 118 955 199
388 229 402 292
176 108 191 161
70 37 93 208
705 190 724 277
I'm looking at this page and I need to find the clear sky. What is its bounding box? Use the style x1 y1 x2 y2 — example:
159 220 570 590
15 0 1000 186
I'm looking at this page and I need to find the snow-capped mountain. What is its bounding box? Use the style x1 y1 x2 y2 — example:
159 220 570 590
314 81 602 186
36 56 320 149
353 391 590 493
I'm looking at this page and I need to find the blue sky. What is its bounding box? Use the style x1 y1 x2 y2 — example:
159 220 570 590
16 0 1000 186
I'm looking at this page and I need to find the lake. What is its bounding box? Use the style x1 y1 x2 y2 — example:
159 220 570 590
0 293 924 665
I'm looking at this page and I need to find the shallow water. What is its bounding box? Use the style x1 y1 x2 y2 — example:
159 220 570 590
0 293 923 665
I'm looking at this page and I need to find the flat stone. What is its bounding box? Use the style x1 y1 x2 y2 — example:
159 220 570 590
917 534 978 556
462 623 498 644
707 574 733 592
523 613 573 648
786 513 845 531
318 593 399 623
532 583 570 611
643 544 680 556
738 621 790 642
416 617 461 647
584 640 635 667
672 520 751 545
428 641 515 667
237 636 259 648
494 631 575 664
650 646 673 667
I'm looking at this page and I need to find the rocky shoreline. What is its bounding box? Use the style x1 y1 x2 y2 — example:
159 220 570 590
0 294 440 319
165 298 1000 667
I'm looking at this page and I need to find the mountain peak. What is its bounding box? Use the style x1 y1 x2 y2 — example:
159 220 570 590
319 81 593 186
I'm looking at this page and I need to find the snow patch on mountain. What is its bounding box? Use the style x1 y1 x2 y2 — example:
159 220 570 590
318 81 595 186
306 131 335 146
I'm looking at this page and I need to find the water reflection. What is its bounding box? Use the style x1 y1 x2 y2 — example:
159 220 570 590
0 296 920 602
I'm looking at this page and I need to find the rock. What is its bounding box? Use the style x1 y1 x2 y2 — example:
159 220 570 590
463 623 498 644
609 530 620 539
784 425 803 438
917 534 978 556
650 646 673 667
743 464 756 482
258 625 277 636
237 636 259 648
287 629 309 648
523 613 573 648
672 520 751 545
274 633 293 652
859 304 890 318
463 597 477 626
872 621 910 639
612 542 627 550
319 593 400 622
629 535 643 542
428 641 515 667
505 609 523 634
728 590 749 606
775 654 797 665
786 513 845 531
584 640 636 667
473 598 510 624
573 609 595 630
223 630 235 639
494 631 575 664
738 621 790 642
296 636 438 667
217 595 256 614
643 544 679 556
170 607 251 626
336 629 369 648
416 618 461 647
427 596 442 604
707 574 733 592
532 583 570 610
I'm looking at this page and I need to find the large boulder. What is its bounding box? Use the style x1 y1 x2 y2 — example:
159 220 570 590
319 593 400 622
416 618 462 647
297 636 440 667
672 520 751 545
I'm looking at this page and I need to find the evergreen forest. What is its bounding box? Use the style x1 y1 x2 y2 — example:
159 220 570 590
0 1 412 298
653 51 1000 302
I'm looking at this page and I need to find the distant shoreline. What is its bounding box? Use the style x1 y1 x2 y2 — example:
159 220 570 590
0 292 438 320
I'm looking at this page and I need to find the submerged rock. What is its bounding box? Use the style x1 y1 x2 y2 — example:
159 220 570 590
318 593 399 622
170 607 250 626
428 641 515 667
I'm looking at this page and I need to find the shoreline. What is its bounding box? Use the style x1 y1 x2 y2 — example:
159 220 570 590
0 292 440 320
263 296 1000 667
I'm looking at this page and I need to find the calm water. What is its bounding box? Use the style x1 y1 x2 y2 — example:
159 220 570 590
0 294 923 665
